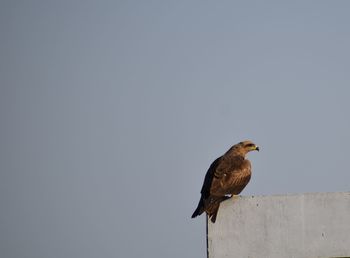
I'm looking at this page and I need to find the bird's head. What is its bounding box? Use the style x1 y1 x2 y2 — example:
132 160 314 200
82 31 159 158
228 140 259 156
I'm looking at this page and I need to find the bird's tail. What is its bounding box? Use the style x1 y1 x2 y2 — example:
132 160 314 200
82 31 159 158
209 205 219 223
192 196 231 223
208 196 231 223
191 197 205 218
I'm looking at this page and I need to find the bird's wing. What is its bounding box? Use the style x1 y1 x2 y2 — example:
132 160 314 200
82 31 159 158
210 157 251 196
200 157 221 199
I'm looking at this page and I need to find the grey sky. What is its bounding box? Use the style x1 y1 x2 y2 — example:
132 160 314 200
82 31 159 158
1 1 350 258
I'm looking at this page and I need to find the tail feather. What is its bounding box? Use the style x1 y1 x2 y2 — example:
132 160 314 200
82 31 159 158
208 196 231 222
209 207 219 223
207 201 220 223
191 198 204 218
192 195 232 222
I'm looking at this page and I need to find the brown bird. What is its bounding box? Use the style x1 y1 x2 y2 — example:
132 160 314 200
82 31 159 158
191 140 259 223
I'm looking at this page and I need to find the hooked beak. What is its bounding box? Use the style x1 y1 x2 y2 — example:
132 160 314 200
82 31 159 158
255 146 260 152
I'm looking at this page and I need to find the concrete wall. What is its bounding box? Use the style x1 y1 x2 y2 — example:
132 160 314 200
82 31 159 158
208 192 350 258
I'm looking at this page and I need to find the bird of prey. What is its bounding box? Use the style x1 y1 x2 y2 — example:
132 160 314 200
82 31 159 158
191 140 259 223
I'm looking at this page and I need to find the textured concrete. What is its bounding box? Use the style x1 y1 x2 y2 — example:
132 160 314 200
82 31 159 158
208 192 350 258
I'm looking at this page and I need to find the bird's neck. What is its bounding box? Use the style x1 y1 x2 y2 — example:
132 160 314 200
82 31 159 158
228 151 246 159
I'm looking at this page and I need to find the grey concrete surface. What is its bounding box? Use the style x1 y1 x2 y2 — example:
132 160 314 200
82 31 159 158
208 192 350 258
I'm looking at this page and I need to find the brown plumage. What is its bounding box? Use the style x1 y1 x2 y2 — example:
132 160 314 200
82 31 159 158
191 140 259 223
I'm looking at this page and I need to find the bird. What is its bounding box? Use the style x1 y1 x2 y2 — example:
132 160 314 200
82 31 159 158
191 140 259 223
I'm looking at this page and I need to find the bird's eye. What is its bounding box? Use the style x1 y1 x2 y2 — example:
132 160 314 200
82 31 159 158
246 143 254 147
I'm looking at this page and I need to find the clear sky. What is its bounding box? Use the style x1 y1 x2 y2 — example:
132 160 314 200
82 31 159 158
1 1 350 258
